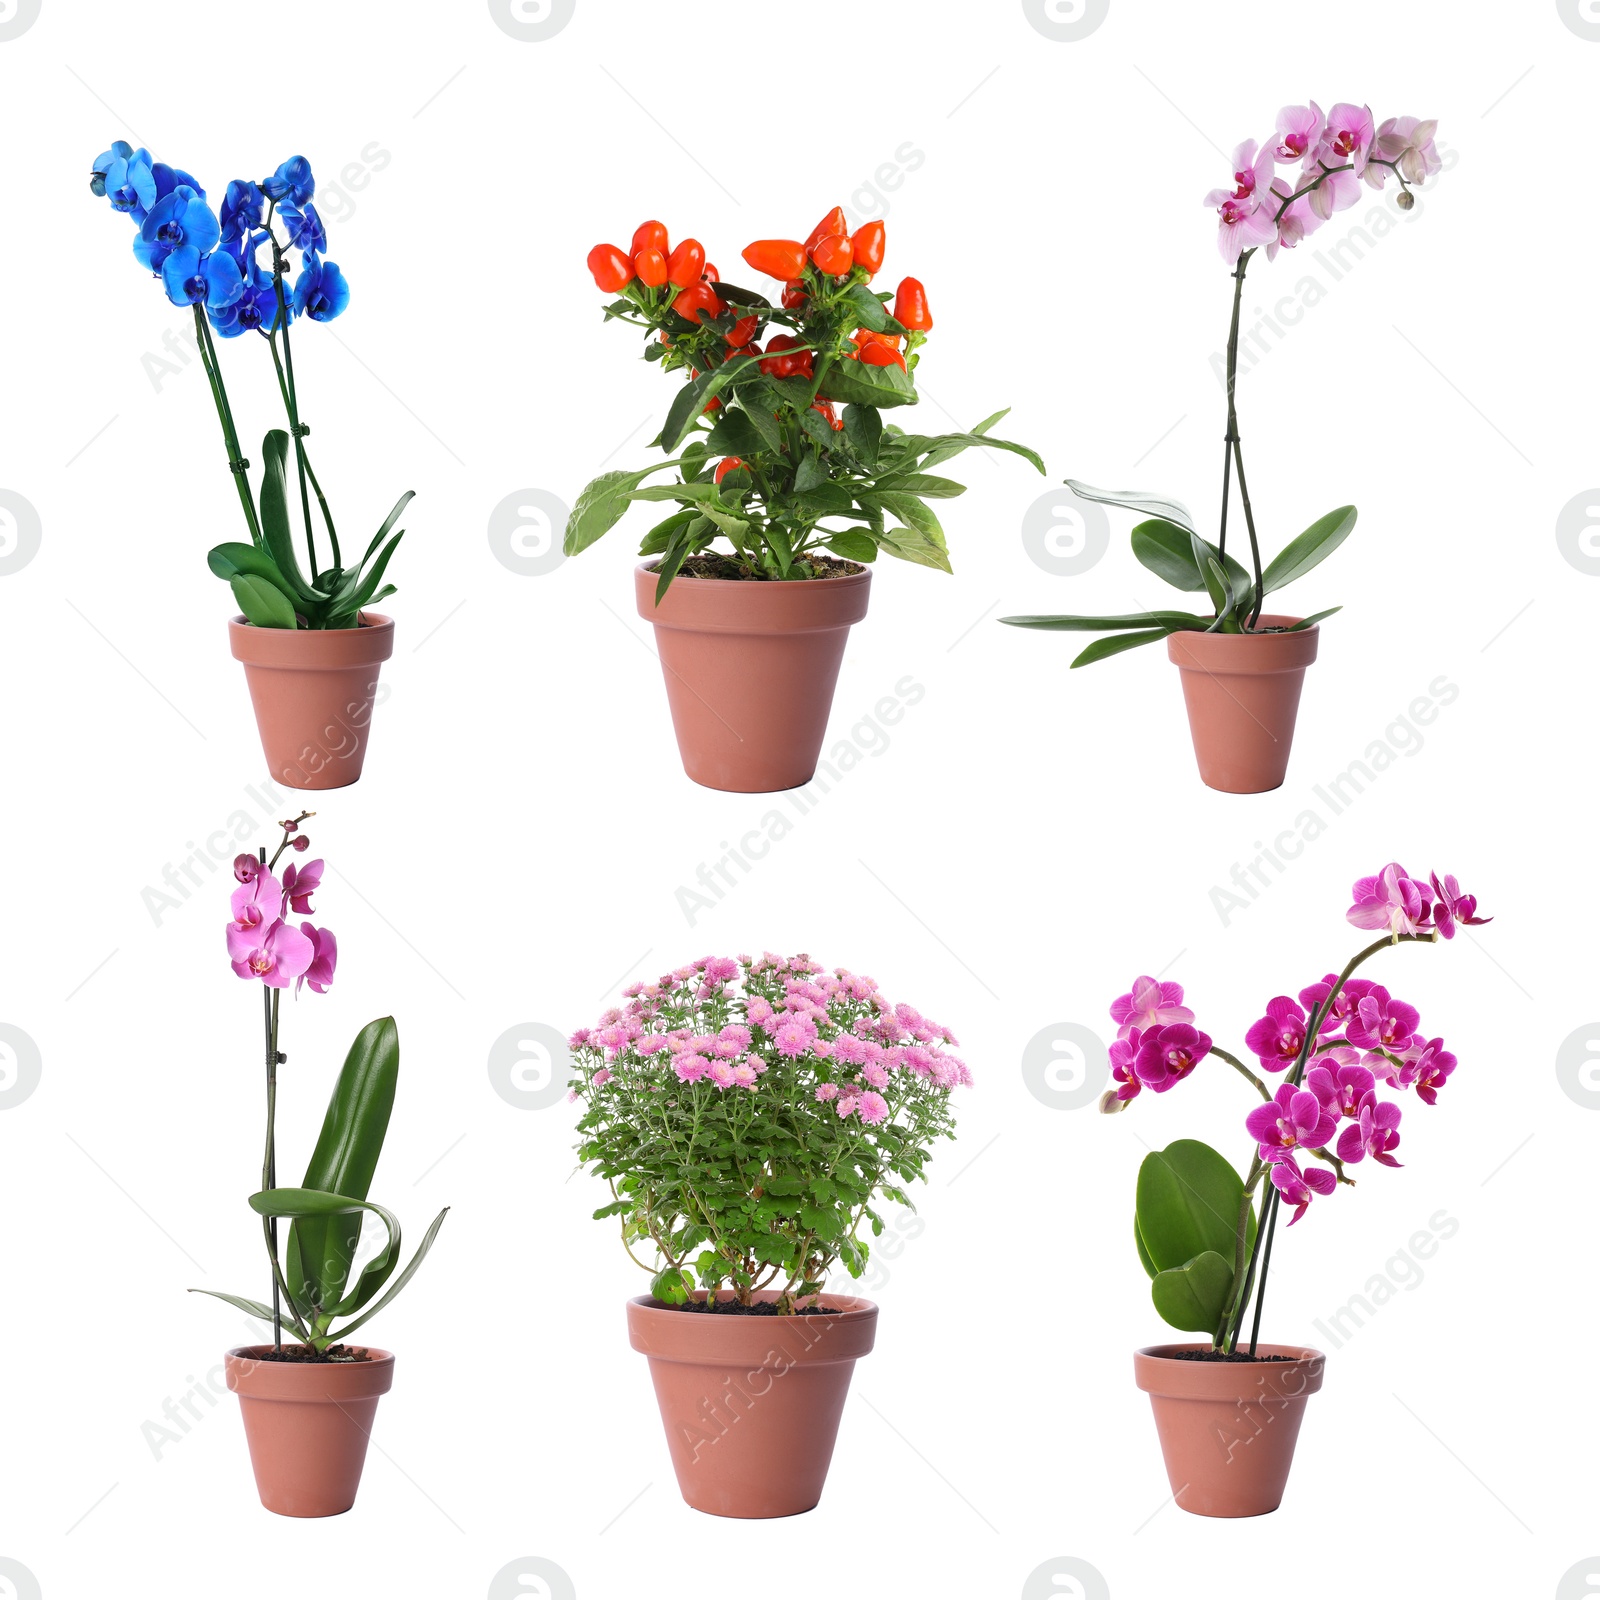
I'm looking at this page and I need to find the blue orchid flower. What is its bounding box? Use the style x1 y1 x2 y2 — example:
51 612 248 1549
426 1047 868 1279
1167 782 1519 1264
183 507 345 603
94 142 157 217
220 180 266 243
293 258 349 322
162 246 245 310
262 155 314 207
137 184 220 271
209 280 286 337
279 201 327 257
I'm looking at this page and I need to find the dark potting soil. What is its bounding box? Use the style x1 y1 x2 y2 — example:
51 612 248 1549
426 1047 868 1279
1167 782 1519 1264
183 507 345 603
665 554 866 582
1168 1349 1294 1363
252 1343 372 1364
661 1300 842 1316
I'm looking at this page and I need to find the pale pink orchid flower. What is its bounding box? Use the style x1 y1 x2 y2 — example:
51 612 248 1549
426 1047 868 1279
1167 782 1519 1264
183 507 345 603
282 858 323 915
1273 102 1324 164
298 923 338 995
230 918 314 988
1111 976 1194 1036
228 868 284 943
1316 102 1376 174
1347 863 1433 938
1370 116 1440 187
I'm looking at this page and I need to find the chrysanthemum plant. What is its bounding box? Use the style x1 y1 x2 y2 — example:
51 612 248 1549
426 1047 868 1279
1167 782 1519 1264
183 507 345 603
1003 103 1441 662
191 815 447 1357
1107 865 1487 1355
566 208 1043 597
88 144 413 629
568 955 969 1312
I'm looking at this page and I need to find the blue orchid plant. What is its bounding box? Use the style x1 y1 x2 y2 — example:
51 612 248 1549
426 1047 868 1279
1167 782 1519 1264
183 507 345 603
89 144 412 630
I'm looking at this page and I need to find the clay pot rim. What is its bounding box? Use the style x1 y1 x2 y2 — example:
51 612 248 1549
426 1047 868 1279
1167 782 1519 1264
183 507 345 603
228 610 394 636
226 1343 394 1364
1134 1341 1326 1398
627 1290 878 1320
633 559 870 591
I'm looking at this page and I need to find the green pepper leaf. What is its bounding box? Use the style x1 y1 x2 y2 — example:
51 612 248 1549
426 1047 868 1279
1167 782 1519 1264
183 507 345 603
563 461 682 556
843 403 882 467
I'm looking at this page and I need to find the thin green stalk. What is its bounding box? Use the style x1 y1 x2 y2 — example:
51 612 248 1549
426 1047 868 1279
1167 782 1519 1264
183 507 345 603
192 305 261 545
266 220 319 577
1247 1184 1281 1355
268 334 341 567
1212 1046 1271 1100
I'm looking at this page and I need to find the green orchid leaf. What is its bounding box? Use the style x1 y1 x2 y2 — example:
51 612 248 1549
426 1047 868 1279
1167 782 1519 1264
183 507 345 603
1070 627 1178 667
1260 505 1357 594
1134 1139 1255 1274
1152 1251 1238 1333
230 572 298 629
330 1207 449 1342
1065 478 1195 533
1286 606 1343 631
258 430 319 602
999 610 1206 631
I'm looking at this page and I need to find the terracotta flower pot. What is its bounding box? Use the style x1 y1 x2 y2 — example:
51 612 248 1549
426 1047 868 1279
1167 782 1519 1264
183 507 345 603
225 1345 394 1517
1166 615 1318 794
626 1290 878 1517
633 563 871 792
228 613 394 790
1134 1342 1325 1517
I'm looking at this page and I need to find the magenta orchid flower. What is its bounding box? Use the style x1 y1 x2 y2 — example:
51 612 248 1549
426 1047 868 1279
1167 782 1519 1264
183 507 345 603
229 868 284 944
1297 973 1375 1031
1246 1082 1338 1160
298 923 338 995
1111 976 1193 1036
1273 102 1324 164
229 918 315 988
1346 987 1421 1054
1109 1029 1144 1102
1244 995 1311 1071
1347 863 1433 938
1269 1153 1337 1225
1393 1037 1456 1104
1429 873 1489 940
282 858 323 915
1134 1023 1212 1092
1306 1058 1375 1120
1335 1091 1403 1167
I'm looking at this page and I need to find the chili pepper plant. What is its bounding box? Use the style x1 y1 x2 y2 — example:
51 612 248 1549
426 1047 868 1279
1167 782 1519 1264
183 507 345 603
568 955 969 1312
568 207 1043 597
87 144 414 629
1109 864 1488 1355
1003 103 1442 661
192 815 448 1357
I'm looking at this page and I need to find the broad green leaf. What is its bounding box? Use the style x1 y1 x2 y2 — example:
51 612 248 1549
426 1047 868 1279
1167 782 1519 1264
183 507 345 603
909 415 1045 474
332 1207 449 1340
1201 552 1233 622
817 357 918 410
793 481 854 518
705 408 764 458
1151 1250 1237 1333
1135 1139 1254 1273
208 542 292 587
843 403 882 466
258 430 319 602
873 472 967 499
1135 1218 1158 1279
1065 478 1194 533
825 530 878 563
794 453 830 493
738 392 787 454
1260 505 1356 594
188 1287 277 1322
1286 606 1342 631
659 354 758 453
285 1018 398 1314
843 282 907 335
638 508 697 556
1131 518 1208 591
360 490 415 567
1070 627 1177 667
653 527 693 603
878 522 952 574
230 572 298 629
650 1266 694 1305
998 610 1207 631
563 462 680 556
867 491 945 550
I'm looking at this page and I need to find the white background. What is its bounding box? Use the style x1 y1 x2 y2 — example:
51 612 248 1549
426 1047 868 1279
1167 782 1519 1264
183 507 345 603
1 1 1595 1597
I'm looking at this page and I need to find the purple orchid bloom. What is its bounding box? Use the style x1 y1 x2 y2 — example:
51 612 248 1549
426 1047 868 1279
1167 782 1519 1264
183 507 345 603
1347 863 1434 938
232 852 261 885
1297 973 1376 1033
297 923 338 995
1270 1154 1338 1225
1306 1058 1375 1120
1335 1091 1403 1167
229 918 314 988
283 858 324 915
1110 976 1193 1037
1347 987 1422 1054
1245 995 1310 1071
1429 873 1490 940
1109 1029 1144 1102
1246 1082 1339 1160
1397 1037 1457 1105
227 868 284 950
1133 1024 1212 1093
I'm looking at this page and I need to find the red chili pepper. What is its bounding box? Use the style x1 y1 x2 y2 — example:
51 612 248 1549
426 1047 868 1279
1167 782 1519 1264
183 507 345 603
892 276 932 332
859 341 907 371
714 456 745 483
741 238 808 281
851 328 902 352
810 234 853 276
725 313 760 348
781 281 808 310
702 262 719 283
810 399 843 431
633 248 668 289
587 243 634 293
758 333 813 379
804 206 849 250
671 280 720 324
850 220 885 277
667 238 707 289
631 220 668 258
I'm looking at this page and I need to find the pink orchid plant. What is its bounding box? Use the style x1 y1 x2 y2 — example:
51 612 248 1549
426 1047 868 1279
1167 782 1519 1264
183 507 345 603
1005 101 1440 659
569 954 969 1313
194 814 447 1358
1109 864 1487 1356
